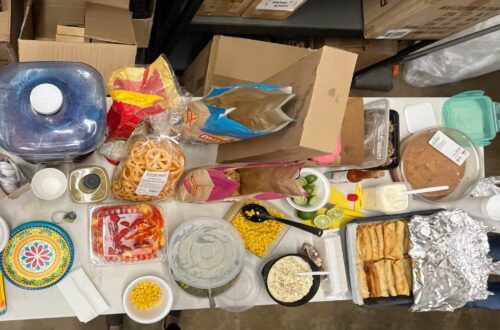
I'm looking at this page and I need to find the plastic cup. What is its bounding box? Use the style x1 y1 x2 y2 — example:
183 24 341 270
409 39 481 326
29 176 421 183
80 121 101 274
31 168 67 200
362 183 409 213
458 195 500 221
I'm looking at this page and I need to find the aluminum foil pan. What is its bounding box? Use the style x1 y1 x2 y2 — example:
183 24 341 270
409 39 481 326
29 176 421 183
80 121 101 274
409 209 492 312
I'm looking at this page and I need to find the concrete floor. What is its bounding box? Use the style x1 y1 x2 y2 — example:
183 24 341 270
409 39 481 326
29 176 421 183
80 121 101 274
2 71 500 329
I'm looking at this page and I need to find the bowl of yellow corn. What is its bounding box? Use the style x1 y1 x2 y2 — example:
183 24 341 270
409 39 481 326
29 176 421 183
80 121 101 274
123 275 173 324
224 199 290 258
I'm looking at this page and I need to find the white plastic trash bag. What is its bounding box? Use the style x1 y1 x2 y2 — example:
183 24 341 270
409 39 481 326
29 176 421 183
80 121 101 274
403 15 500 87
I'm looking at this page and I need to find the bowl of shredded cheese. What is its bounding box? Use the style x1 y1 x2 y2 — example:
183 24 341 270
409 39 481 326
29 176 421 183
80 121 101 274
123 276 173 324
262 254 320 307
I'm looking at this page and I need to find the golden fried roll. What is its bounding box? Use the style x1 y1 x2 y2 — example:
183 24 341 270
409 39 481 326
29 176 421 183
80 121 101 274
375 223 384 259
385 259 397 296
359 226 373 262
368 225 379 260
383 222 396 259
365 263 379 297
403 257 413 291
373 260 389 297
357 263 370 299
392 259 410 296
403 222 410 255
394 220 405 258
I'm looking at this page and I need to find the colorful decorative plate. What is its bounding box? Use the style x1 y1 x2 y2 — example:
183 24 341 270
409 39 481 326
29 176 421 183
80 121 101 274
0 221 74 290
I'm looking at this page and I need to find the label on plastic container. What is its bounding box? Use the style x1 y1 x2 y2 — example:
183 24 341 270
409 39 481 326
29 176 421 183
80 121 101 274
135 171 170 196
429 131 470 166
256 0 306 11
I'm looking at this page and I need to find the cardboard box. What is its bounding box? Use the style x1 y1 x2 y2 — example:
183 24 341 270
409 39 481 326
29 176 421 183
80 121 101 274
181 35 312 97
315 38 398 71
0 0 11 41
303 97 365 167
132 0 156 48
242 0 308 20
0 41 15 67
197 0 254 17
363 0 500 39
56 25 86 43
18 0 137 83
198 37 357 163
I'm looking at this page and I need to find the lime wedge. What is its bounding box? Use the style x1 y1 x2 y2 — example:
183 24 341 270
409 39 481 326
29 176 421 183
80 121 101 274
314 215 332 229
326 207 345 221
296 177 308 187
305 174 318 183
296 210 318 220
293 196 308 206
308 196 320 205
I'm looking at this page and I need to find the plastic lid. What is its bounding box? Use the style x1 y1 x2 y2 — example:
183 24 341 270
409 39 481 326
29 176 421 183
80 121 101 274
30 84 63 115
83 174 101 190
215 259 263 312
443 92 499 145
484 195 500 221
168 218 245 290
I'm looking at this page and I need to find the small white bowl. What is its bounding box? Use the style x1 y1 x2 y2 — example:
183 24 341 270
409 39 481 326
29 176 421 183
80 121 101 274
287 168 331 212
31 168 67 200
0 216 10 252
123 276 173 324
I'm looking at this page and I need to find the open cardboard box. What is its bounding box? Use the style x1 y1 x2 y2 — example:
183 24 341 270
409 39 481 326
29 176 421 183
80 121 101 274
131 0 156 48
18 0 137 82
182 36 357 163
0 0 24 67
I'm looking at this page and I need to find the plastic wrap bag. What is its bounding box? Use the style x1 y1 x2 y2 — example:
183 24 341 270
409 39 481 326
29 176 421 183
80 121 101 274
180 84 294 143
99 55 187 164
403 15 500 87
111 111 185 202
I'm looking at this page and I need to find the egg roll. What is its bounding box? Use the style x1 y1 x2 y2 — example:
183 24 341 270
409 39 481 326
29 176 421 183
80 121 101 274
392 259 410 296
373 260 389 297
385 259 397 296
383 222 396 259
393 220 405 259
359 226 373 262
375 224 384 259
403 257 413 291
357 263 370 299
365 263 379 297
368 225 379 260
403 222 410 255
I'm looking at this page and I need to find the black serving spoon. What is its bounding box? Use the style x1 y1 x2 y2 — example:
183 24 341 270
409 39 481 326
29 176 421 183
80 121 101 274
241 204 323 237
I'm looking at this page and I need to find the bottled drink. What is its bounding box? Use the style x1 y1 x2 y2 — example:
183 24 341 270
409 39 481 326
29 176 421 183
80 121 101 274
327 170 385 184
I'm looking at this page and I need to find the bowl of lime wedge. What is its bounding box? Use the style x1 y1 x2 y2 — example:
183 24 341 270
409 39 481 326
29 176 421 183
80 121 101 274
287 168 330 213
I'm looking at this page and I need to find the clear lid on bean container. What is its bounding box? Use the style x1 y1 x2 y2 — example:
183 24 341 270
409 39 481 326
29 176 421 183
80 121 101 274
89 203 167 265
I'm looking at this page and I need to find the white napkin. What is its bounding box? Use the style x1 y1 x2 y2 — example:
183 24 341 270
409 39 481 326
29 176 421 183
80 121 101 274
57 267 109 323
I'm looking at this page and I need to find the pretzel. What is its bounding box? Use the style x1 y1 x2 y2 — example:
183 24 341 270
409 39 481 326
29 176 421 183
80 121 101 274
112 138 185 201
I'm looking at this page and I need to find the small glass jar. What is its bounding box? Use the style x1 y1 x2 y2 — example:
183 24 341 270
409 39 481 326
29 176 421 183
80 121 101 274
68 166 109 203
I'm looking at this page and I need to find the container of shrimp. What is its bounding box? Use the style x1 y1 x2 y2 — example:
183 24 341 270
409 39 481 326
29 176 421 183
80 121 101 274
224 199 290 259
89 203 167 265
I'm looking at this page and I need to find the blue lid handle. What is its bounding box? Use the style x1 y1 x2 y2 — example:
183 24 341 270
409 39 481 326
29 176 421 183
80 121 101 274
494 102 500 132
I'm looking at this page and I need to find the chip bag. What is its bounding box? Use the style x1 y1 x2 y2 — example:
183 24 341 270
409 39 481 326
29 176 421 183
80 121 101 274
181 84 294 143
100 55 186 164
175 162 304 203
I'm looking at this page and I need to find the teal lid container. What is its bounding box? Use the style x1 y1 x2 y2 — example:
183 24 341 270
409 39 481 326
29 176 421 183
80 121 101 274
443 90 500 147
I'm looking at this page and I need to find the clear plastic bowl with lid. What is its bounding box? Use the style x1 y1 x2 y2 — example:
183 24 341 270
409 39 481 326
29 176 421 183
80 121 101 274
391 126 482 204
167 217 245 296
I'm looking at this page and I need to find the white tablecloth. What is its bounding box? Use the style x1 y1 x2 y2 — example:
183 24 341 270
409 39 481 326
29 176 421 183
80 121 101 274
0 97 491 321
